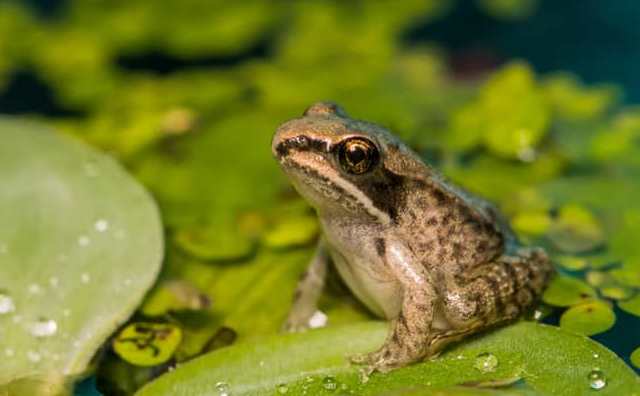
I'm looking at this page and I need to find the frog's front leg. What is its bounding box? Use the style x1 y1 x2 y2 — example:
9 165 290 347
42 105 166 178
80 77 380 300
283 240 329 332
352 241 437 373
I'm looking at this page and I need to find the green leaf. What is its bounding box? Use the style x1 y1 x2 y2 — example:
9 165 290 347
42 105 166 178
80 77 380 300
136 321 639 396
631 347 640 369
559 300 616 336
113 322 182 367
480 62 550 160
542 275 596 307
548 204 605 253
618 295 640 317
0 119 164 393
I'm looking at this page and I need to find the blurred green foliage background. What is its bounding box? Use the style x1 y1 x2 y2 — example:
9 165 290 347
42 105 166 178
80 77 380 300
1 0 640 394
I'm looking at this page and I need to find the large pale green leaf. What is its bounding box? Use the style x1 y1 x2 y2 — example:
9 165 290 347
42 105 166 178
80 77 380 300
0 119 164 394
136 321 639 396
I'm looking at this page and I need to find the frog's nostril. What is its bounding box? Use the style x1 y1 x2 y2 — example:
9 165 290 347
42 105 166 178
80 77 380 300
292 135 309 148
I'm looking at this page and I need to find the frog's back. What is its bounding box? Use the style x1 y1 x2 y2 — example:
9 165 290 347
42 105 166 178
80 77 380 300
398 176 506 273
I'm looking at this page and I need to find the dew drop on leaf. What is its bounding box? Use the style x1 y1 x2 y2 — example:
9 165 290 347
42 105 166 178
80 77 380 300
0 292 16 314
308 310 328 329
474 352 499 373
95 219 109 232
322 375 338 391
215 381 230 396
29 318 58 338
587 369 607 390
28 283 42 295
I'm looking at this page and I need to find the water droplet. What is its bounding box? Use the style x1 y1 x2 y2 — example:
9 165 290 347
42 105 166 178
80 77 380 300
28 283 42 295
456 354 465 360
258 360 265 367
81 273 91 284
474 352 499 373
276 383 289 394
5 348 14 357
215 381 231 396
322 375 338 391
95 219 109 232
29 318 58 338
533 309 543 320
49 277 59 288
0 293 15 314
308 310 328 329
593 353 600 359
78 235 90 247
588 369 607 390
27 350 41 363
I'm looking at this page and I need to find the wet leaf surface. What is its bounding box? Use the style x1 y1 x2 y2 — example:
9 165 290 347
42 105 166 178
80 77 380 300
0 119 163 394
136 321 639 396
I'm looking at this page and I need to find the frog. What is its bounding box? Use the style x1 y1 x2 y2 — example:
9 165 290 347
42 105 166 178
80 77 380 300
271 102 554 374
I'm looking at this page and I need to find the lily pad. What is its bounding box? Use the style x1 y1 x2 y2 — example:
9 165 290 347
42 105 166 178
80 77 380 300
136 321 640 395
631 347 640 369
548 204 605 253
618 295 640 317
559 300 616 336
0 119 163 393
542 275 596 307
480 62 550 160
113 322 182 367
555 255 588 271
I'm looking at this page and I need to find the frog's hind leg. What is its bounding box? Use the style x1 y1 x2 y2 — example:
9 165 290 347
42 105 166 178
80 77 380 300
283 240 329 332
431 247 554 356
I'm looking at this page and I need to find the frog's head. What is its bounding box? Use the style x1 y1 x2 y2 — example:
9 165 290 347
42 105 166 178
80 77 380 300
272 102 428 224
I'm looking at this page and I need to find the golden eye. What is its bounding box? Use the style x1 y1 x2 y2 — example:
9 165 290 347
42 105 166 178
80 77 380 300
337 137 379 175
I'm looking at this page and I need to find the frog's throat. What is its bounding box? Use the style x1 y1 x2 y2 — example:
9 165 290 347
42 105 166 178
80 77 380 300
284 158 392 225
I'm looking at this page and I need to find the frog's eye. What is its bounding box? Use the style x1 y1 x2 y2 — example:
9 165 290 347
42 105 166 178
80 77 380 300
337 137 379 175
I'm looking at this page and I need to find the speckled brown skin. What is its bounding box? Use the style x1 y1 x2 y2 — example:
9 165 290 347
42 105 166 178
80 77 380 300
272 102 554 373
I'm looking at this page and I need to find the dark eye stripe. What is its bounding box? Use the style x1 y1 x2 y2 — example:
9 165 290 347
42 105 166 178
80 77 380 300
276 136 329 157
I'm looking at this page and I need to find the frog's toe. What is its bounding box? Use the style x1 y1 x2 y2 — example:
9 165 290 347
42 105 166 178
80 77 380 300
282 320 310 333
349 352 371 365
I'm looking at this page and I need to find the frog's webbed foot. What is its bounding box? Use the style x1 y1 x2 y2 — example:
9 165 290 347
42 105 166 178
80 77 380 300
282 241 328 333
350 339 425 374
